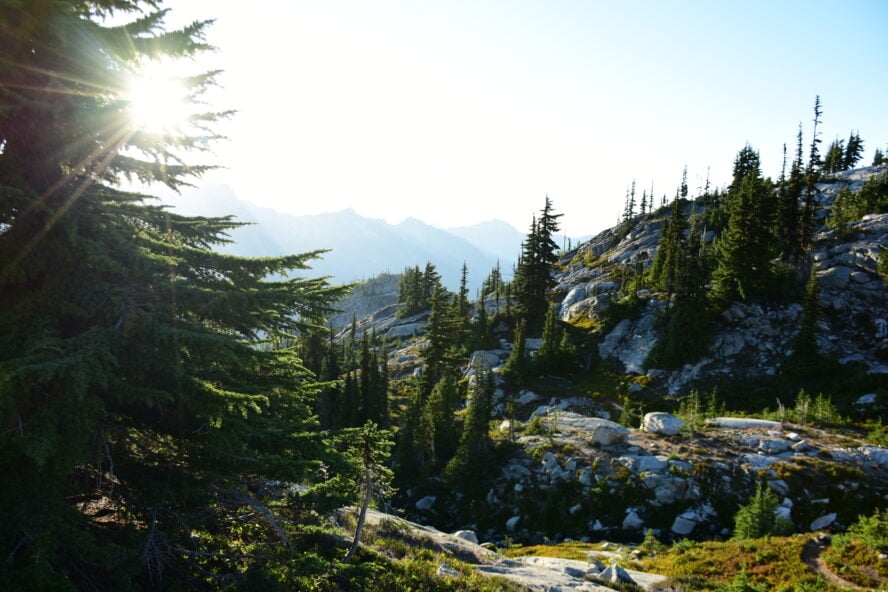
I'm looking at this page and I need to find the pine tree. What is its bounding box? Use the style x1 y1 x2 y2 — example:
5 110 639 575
731 483 792 540
713 146 775 302
503 319 530 383
787 267 821 369
777 126 805 265
801 96 823 250
0 2 349 586
874 148 886 166
513 197 562 333
443 361 495 499
822 138 845 174
843 131 864 170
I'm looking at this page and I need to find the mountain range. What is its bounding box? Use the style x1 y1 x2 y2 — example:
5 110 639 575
163 184 526 292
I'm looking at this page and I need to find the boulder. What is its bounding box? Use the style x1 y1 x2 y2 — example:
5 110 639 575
452 530 478 544
810 513 837 531
600 564 636 585
506 516 521 531
555 412 629 445
671 515 696 536
415 496 436 511
623 509 644 530
642 412 685 436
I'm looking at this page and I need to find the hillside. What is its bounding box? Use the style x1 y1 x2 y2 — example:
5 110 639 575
337 164 888 583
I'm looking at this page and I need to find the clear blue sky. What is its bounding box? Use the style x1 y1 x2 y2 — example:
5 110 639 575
158 0 888 236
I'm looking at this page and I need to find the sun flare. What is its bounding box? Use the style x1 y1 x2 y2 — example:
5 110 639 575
126 66 189 132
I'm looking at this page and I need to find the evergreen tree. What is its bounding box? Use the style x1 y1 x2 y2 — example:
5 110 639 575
443 361 495 500
652 197 689 292
425 370 461 462
513 197 562 333
777 126 805 265
340 421 395 563
786 267 822 371
0 2 348 586
874 147 886 166
731 483 793 540
822 137 845 174
503 319 530 384
801 96 823 250
713 146 775 302
843 131 864 170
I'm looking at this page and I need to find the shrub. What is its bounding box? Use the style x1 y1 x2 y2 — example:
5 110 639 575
731 484 793 540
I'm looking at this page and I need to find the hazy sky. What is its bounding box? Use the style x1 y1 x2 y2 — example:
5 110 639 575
156 0 888 236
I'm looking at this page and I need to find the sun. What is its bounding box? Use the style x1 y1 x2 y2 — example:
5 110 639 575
125 65 190 133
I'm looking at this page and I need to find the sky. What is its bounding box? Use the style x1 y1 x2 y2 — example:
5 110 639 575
153 0 888 237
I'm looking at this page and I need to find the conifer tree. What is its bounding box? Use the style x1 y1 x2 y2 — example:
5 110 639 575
822 138 845 174
874 148 886 166
443 361 495 499
0 2 348 586
503 319 530 383
843 131 864 170
801 96 823 250
777 127 805 265
788 267 822 369
713 147 775 302
513 197 562 333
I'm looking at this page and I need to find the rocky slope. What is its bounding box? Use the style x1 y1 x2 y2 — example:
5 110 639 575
557 166 888 394
337 165 888 548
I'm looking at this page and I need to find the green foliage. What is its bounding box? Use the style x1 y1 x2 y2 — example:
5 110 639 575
712 148 776 302
828 172 888 233
397 263 441 317
443 362 496 500
731 484 793 540
880 248 888 282
0 2 356 587
535 303 577 375
502 319 530 384
715 569 767 592
513 197 562 334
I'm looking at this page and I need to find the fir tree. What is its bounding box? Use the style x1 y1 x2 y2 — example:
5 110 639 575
513 197 562 333
843 131 864 170
713 146 775 302
443 361 495 500
503 319 530 384
874 147 886 166
731 483 793 540
777 126 805 265
801 96 823 250
0 2 348 586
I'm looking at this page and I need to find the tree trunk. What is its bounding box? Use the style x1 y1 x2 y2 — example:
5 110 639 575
343 470 372 563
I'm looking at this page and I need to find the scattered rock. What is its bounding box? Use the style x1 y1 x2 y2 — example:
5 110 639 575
623 509 644 530
642 412 685 436
506 516 521 531
810 513 837 531
415 496 436 511
599 564 636 585
452 530 478 544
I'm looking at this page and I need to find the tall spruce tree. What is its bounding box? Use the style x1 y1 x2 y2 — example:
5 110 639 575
713 146 775 302
0 2 348 587
801 96 823 250
777 126 805 266
513 196 562 333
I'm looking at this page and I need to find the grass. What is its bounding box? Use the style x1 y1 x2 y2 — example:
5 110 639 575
634 535 826 591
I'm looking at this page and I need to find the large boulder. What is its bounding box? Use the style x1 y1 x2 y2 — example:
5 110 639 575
555 412 629 445
642 412 685 436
